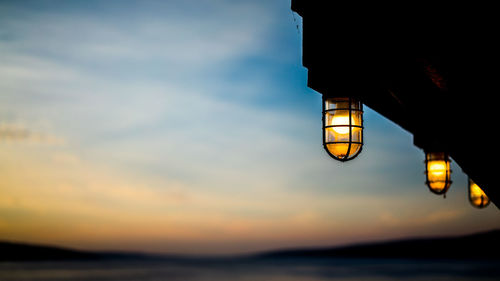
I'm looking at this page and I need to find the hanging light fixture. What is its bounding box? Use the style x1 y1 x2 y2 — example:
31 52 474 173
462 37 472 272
323 97 363 161
424 151 452 195
468 178 490 208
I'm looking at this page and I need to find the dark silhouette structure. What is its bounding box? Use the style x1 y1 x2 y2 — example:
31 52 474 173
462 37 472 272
3 229 499 261
261 229 500 260
0 241 99 261
291 1 498 207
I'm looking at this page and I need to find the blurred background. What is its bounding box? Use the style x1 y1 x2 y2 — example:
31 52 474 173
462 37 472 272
1 0 499 256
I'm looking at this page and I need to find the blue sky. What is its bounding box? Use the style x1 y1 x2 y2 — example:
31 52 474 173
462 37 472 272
0 0 498 255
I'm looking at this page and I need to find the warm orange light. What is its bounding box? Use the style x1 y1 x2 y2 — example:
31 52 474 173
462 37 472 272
468 179 490 208
323 97 363 161
330 115 359 134
429 162 446 177
425 152 452 195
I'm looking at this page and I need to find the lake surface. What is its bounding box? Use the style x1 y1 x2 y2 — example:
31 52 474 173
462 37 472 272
1 258 499 281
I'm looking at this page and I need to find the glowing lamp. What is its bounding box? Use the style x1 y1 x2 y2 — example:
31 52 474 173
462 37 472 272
468 178 490 208
323 97 363 161
424 152 452 195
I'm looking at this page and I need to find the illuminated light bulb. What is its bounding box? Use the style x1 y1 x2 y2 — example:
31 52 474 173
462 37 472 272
468 178 490 208
331 115 355 134
429 162 446 176
424 152 452 195
323 97 363 161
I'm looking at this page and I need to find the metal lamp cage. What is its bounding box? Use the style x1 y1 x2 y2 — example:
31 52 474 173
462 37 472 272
468 178 490 208
424 152 452 195
322 97 364 161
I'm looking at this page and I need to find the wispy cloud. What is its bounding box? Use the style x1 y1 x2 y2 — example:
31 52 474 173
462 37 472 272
0 122 65 145
0 0 275 68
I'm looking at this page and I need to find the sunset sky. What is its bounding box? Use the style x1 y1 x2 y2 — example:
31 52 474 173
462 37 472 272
1 0 499 255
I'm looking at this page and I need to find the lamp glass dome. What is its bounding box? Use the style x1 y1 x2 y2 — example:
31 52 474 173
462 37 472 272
323 97 363 161
425 152 452 194
468 178 490 208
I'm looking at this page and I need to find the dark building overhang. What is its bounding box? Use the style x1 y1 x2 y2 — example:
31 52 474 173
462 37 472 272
291 1 498 207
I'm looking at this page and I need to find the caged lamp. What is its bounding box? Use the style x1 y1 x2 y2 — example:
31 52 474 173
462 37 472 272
468 178 490 208
424 152 452 195
323 97 363 161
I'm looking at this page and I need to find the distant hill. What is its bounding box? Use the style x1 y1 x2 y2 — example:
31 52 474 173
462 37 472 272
0 241 164 262
0 241 100 261
259 229 500 260
1 229 499 262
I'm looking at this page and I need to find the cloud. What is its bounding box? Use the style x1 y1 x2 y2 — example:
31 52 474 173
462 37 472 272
0 122 65 145
0 0 291 141
376 208 465 230
0 0 275 71
419 209 464 224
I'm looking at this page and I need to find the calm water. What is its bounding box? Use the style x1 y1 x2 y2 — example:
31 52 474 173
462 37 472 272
1 258 499 281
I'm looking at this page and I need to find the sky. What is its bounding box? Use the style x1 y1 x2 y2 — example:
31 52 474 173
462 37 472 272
0 0 499 255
